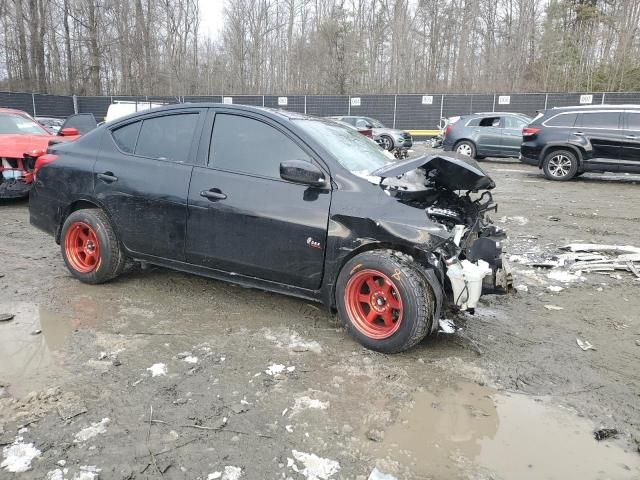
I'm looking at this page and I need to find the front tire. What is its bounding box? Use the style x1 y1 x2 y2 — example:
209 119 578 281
542 149 578 181
336 250 435 353
455 140 476 158
380 135 394 151
61 209 126 284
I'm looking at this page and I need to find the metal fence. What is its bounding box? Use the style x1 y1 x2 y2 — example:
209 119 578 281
3 91 640 134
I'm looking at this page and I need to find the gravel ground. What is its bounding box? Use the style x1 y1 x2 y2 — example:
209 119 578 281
1 148 639 479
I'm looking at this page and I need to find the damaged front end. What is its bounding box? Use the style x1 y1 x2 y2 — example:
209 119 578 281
372 154 513 310
0 151 42 199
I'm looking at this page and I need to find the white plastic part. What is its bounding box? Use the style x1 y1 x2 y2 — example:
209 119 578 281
446 259 492 310
2 158 22 179
452 224 467 246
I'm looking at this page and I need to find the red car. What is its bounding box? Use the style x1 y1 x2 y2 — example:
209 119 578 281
0 108 84 198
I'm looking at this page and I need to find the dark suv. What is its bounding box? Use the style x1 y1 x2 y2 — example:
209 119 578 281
520 105 640 180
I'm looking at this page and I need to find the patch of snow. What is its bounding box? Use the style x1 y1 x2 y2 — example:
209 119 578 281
147 363 167 377
221 466 242 480
547 270 581 283
547 285 564 292
498 215 528 225
73 466 101 480
291 396 329 416
291 450 340 480
438 319 456 334
544 304 563 310
47 469 65 480
74 418 110 443
208 473 222 480
1 438 41 473
265 363 295 376
183 356 198 364
369 468 398 480
264 329 323 354
514 284 528 293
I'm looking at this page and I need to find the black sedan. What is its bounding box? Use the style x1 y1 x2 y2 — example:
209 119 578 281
29 104 510 353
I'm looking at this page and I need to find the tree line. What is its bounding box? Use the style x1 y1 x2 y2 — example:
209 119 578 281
0 0 639 96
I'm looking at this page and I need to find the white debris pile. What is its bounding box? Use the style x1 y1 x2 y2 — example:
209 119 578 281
264 329 323 353
1 437 41 473
369 468 398 480
74 418 110 443
290 395 330 416
147 363 168 377
438 318 457 334
265 364 296 376
288 450 340 480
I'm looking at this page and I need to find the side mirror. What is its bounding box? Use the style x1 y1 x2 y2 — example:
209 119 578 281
59 127 79 136
280 160 327 187
366 123 374 129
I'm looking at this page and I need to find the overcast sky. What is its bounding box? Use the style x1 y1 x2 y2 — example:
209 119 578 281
199 0 225 39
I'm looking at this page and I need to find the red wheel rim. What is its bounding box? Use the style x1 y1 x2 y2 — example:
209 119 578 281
64 222 100 273
344 269 403 340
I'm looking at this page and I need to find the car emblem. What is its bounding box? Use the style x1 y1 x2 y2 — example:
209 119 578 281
306 237 321 249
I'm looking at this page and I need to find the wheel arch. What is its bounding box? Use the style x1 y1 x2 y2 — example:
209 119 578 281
56 198 114 244
453 138 477 152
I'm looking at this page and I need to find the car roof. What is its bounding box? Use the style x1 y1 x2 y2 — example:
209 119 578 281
549 104 640 111
471 112 530 117
0 107 31 116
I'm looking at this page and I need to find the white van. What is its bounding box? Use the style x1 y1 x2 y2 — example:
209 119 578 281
105 101 166 123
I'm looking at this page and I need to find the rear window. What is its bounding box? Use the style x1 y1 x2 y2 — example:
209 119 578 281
578 112 620 129
112 121 141 153
466 118 480 127
135 113 199 163
479 117 500 127
545 113 577 127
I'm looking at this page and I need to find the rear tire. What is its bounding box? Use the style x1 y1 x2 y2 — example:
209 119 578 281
61 209 126 284
455 140 476 158
380 135 394 151
336 250 435 353
542 149 578 181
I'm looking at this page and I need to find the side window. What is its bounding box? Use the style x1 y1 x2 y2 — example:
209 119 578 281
134 113 199 163
355 118 369 128
578 112 620 129
112 121 141 154
466 118 480 127
627 112 640 130
545 113 577 127
505 117 527 129
479 117 500 127
209 114 311 179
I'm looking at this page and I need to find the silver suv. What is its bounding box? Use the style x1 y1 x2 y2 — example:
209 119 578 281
329 116 412 151
442 112 531 159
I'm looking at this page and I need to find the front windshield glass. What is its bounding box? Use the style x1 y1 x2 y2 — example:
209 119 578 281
296 119 393 175
0 113 48 135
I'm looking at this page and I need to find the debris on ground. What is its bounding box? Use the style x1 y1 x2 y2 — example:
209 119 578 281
291 396 329 416
265 364 295 376
438 319 457 334
366 429 385 442
0 313 15 322
544 305 564 311
594 428 619 441
547 285 564 292
209 465 243 480
576 338 596 351
1 437 41 473
290 450 340 479
73 418 110 443
515 284 528 293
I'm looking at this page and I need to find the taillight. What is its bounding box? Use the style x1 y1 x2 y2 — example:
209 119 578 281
522 127 540 137
34 153 58 175
444 124 453 138
360 129 373 138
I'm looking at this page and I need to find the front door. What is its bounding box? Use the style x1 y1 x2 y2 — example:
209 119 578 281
186 111 331 290
501 116 528 157
473 116 503 155
94 109 205 260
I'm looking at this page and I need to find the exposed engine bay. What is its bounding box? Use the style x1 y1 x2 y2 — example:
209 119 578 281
372 153 513 305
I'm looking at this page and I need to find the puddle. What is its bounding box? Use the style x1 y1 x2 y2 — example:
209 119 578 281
0 303 74 396
378 382 639 479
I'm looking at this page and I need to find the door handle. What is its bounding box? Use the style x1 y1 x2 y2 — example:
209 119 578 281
625 135 637 139
200 189 227 201
573 131 584 136
97 172 118 183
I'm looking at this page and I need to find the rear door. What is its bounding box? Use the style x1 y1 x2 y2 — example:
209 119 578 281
501 116 529 156
574 111 623 169
620 111 640 166
186 110 331 289
471 116 503 154
94 108 205 260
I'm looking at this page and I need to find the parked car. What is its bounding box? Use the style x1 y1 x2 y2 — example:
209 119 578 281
105 101 167 122
329 118 375 140
36 116 64 135
520 105 640 180
328 116 412 151
30 104 511 353
0 108 84 198
442 112 532 159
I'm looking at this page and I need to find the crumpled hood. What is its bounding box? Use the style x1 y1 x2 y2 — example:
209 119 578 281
371 153 496 191
0 134 74 158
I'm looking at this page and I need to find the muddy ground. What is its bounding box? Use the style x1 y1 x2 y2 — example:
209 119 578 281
1 146 640 479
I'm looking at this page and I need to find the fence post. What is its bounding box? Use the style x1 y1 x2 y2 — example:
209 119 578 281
492 94 496 112
439 95 444 120
31 93 37 116
304 95 307 114
392 95 397 128
348 96 351 115
602 92 606 104
544 93 548 110
73 95 78 114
